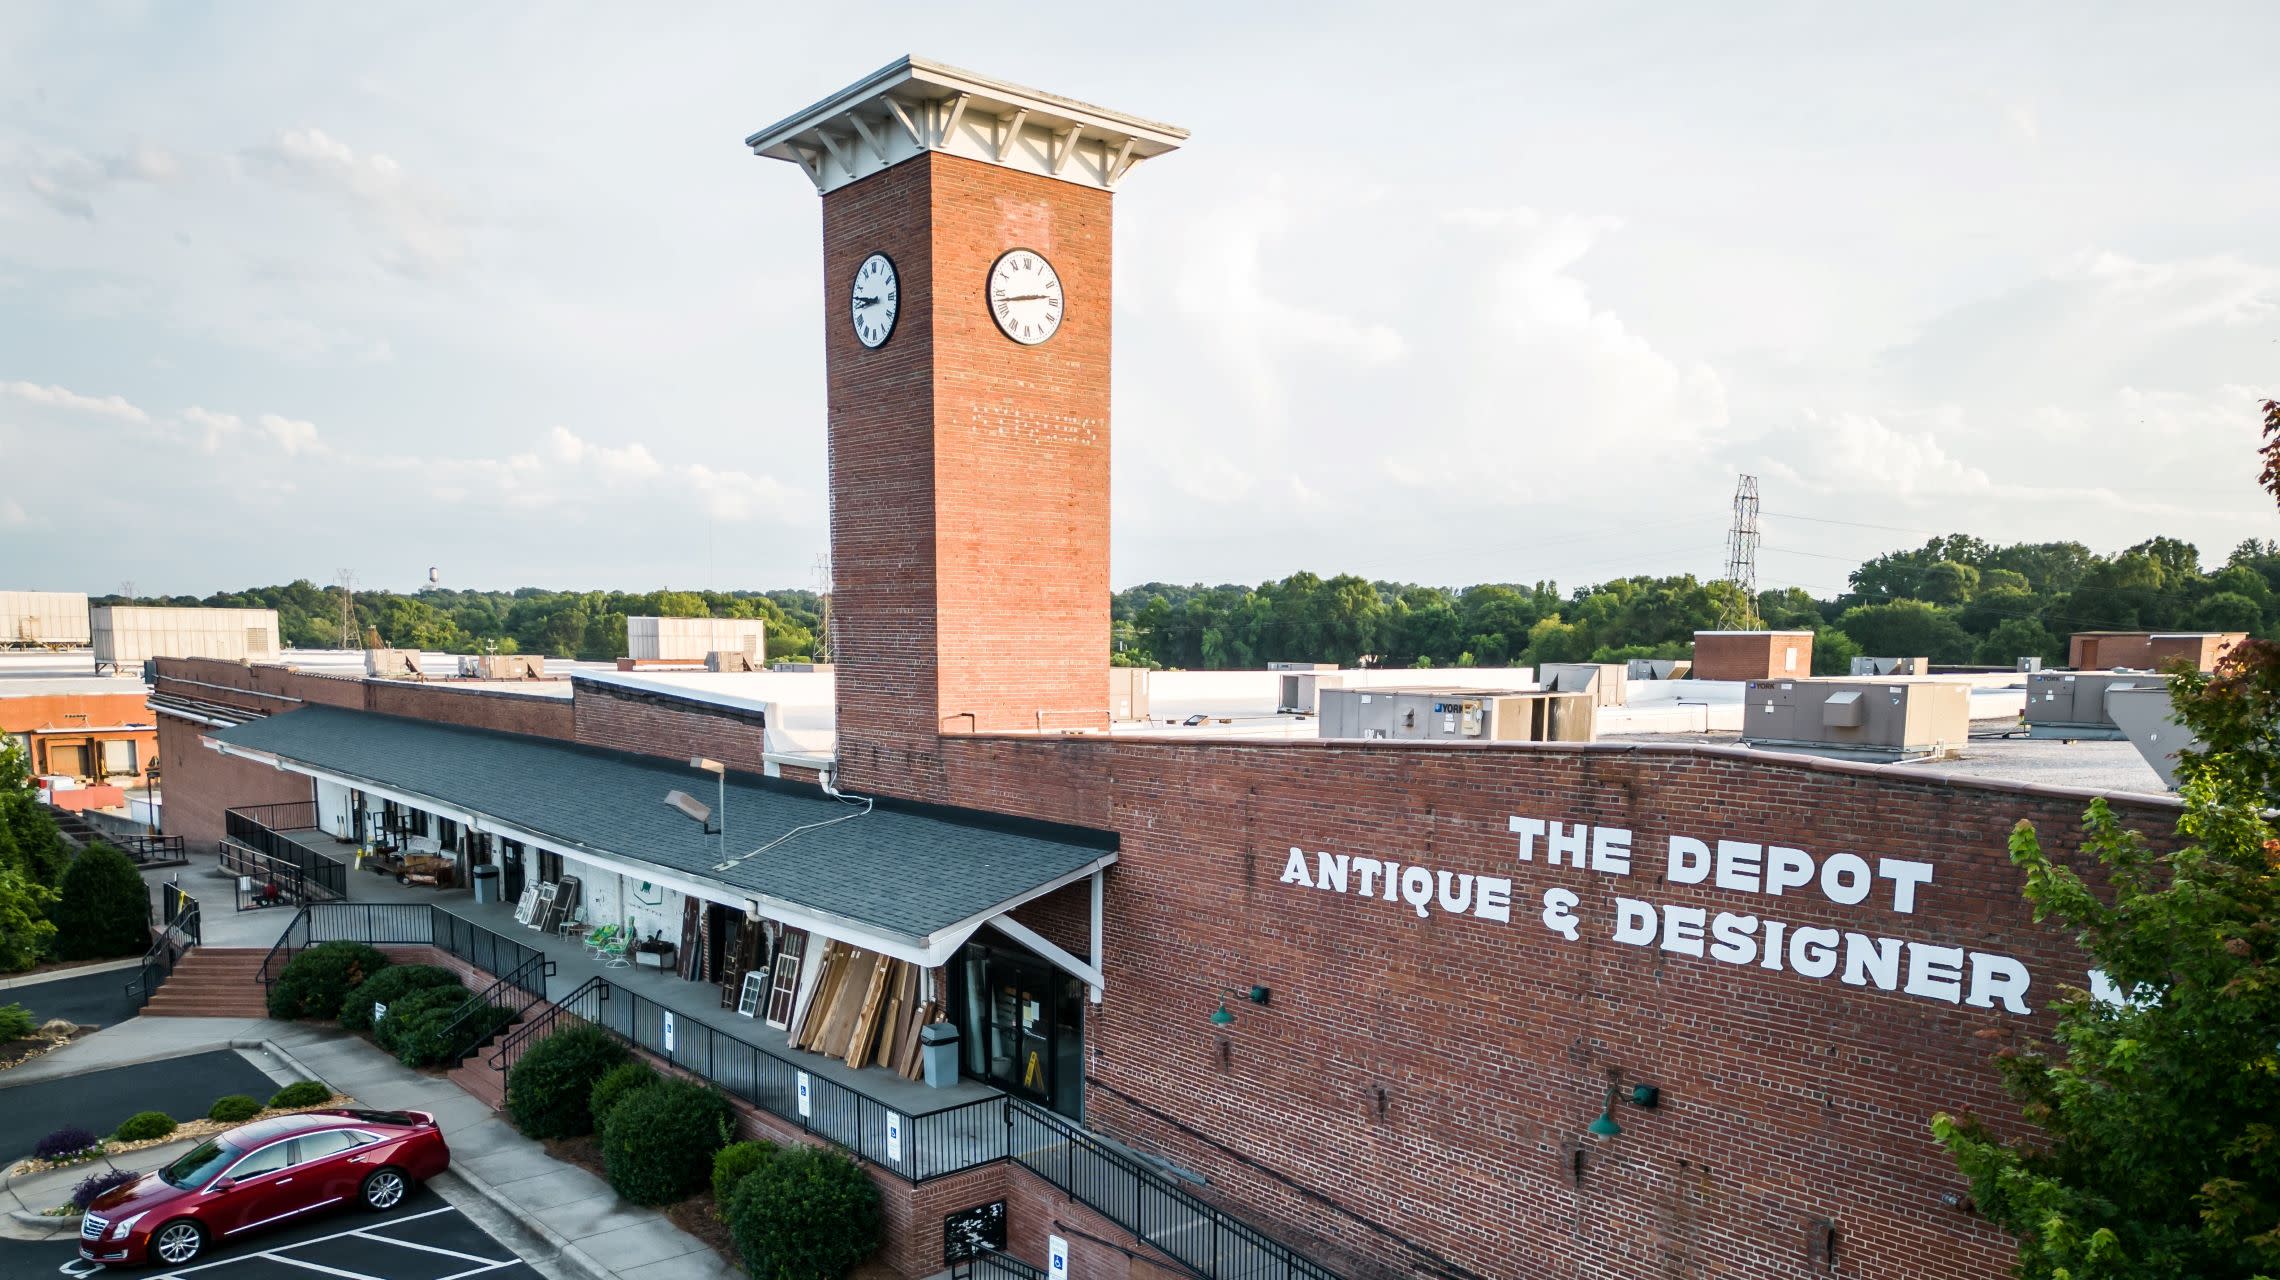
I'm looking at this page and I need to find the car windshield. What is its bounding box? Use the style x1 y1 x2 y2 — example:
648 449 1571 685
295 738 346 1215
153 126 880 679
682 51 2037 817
159 1139 238 1189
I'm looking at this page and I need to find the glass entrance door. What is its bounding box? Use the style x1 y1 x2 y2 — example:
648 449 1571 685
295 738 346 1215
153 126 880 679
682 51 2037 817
956 941 1084 1120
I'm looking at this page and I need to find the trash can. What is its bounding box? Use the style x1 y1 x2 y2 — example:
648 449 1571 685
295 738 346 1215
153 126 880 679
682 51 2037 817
920 1021 960 1089
471 864 500 905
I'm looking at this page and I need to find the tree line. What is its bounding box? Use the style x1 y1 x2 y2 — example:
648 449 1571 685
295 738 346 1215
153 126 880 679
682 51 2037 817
1112 534 2280 673
91 586 824 664
89 537 2280 674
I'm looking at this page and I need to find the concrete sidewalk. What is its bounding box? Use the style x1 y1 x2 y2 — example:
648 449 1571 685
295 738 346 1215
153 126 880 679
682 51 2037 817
4 1017 735 1280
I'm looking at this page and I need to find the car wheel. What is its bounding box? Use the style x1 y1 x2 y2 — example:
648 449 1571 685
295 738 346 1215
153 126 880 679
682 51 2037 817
361 1166 409 1211
152 1219 206 1266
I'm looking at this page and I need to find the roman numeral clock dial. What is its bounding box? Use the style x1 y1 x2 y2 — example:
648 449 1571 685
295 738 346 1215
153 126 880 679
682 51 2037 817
850 251 898 349
988 249 1064 345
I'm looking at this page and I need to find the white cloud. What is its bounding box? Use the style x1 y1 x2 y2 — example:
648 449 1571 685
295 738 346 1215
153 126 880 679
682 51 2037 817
241 128 464 276
2006 104 2040 146
1 380 150 423
181 406 243 452
258 413 322 456
0 498 26 527
17 144 183 220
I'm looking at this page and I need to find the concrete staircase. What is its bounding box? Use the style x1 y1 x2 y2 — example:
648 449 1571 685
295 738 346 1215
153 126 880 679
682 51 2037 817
49 807 100 847
139 948 273 1018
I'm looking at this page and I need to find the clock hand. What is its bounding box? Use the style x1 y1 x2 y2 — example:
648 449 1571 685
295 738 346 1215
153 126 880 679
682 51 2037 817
998 293 1054 302
854 295 880 307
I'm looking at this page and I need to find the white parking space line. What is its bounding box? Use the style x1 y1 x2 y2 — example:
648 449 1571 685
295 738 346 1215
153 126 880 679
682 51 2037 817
147 1208 459 1279
349 1230 507 1266
430 1264 520 1280
258 1253 386 1280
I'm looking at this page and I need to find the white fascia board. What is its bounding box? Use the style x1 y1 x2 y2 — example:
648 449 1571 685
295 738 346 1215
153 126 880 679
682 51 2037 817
985 913 1103 993
208 743 967 967
744 55 1185 195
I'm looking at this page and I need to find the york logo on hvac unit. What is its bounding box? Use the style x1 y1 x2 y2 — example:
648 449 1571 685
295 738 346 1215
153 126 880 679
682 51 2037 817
1277 814 2037 1014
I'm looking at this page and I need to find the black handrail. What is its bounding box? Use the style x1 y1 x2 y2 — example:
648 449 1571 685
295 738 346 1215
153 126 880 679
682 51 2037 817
1006 1098 1342 1280
437 950 555 1061
257 903 547 993
952 1250 1049 1280
224 805 347 900
125 890 200 1007
489 975 605 1076
490 972 1004 1183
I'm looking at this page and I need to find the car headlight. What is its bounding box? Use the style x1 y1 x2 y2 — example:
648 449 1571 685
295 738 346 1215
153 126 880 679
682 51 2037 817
109 1212 146 1241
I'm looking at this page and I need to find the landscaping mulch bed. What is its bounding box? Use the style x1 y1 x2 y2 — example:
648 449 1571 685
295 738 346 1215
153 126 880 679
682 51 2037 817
0 1022 91 1073
661 1193 738 1265
7 1093 352 1178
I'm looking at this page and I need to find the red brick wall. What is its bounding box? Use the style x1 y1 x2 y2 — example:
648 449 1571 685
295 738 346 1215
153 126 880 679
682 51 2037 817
1692 632 1813 681
364 682 575 739
823 153 1111 791
854 732 2173 1280
572 680 769 772
156 711 312 853
152 657 575 739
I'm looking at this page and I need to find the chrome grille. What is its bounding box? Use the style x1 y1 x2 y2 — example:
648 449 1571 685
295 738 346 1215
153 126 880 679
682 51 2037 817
80 1212 107 1241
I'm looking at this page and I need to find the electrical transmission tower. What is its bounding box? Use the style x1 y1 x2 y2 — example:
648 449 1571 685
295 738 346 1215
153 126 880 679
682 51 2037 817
812 552 833 663
335 570 357 650
1722 474 1761 630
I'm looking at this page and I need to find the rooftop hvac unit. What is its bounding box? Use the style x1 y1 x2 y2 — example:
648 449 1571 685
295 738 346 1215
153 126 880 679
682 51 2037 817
1539 663 1629 707
2017 657 2043 674
1317 687 1593 743
706 650 759 672
1849 656 1926 677
2024 672 2169 740
0 591 93 648
1278 671 1343 714
1626 658 1691 681
1108 667 1151 722
365 648 424 679
459 654 544 680
1741 679 1969 762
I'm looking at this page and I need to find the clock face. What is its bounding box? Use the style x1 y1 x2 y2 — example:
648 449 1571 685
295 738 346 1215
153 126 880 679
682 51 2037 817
850 252 898 349
987 248 1064 345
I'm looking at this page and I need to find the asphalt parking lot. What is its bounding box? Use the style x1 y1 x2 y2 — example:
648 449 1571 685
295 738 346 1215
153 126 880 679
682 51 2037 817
0 1051 278 1162
0 1186 544 1280
0 970 139 1034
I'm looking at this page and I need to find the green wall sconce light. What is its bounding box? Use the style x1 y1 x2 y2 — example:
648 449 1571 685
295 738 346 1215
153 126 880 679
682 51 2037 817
1207 985 1271 1027
1587 1080 1660 1138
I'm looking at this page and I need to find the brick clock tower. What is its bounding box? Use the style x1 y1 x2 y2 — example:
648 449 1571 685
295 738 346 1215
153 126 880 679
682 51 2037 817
747 58 1184 786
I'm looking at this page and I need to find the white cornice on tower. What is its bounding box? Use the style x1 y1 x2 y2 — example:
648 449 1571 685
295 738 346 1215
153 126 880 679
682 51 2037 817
744 55 1188 195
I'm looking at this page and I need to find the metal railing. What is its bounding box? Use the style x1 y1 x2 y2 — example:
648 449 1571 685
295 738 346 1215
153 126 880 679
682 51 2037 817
118 834 189 867
126 889 200 1007
952 1250 1049 1280
1007 1099 1341 1280
491 974 1006 1183
437 950 554 1062
257 902 550 993
223 803 347 901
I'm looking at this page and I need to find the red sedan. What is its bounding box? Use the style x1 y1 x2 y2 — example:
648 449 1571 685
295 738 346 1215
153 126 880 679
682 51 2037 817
79 1109 450 1268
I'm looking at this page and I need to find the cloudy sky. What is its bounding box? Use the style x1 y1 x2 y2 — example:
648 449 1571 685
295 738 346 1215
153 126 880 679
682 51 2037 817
2 2 2275 598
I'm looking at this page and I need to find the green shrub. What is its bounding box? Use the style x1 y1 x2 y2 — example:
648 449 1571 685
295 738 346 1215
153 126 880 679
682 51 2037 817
207 1095 261 1123
726 1144 882 1279
267 942 389 1021
599 1078 732 1206
340 965 461 1032
372 984 484 1067
48 845 150 960
0 1001 35 1041
505 1024 628 1139
269 1080 333 1109
589 1060 658 1128
113 1111 176 1142
711 1139 777 1207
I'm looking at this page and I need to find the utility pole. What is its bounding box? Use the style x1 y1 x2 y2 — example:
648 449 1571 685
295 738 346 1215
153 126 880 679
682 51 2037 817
1722 475 1761 630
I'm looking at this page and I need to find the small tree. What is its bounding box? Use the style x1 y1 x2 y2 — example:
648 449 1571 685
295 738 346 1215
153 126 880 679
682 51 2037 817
48 845 150 960
0 865 57 971
1933 639 2280 1279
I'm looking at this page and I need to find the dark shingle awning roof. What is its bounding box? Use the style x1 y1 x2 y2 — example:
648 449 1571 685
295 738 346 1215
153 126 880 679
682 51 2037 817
207 705 1114 962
